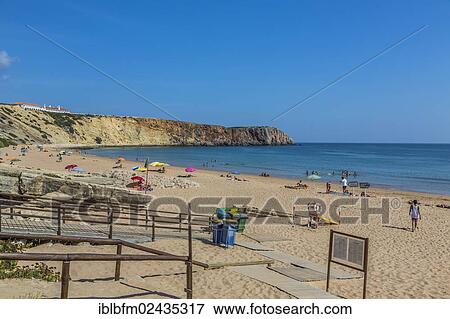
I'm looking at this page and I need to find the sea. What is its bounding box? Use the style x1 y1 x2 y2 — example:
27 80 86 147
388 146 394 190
86 143 450 195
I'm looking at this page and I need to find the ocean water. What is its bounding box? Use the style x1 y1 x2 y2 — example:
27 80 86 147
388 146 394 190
86 144 450 195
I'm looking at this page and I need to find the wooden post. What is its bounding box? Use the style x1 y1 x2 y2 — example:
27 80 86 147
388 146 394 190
145 209 149 230
363 237 369 299
185 203 193 299
151 215 155 242
108 207 113 239
326 230 333 292
8 195 13 220
57 207 62 236
115 244 122 281
208 216 212 234
62 208 66 224
60 260 70 299
0 203 2 232
179 213 182 232
144 167 149 194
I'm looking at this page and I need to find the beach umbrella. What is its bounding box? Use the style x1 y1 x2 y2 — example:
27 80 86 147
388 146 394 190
131 165 140 171
136 167 148 172
185 167 196 173
150 161 162 167
307 174 321 180
65 164 78 170
71 167 85 173
131 176 145 182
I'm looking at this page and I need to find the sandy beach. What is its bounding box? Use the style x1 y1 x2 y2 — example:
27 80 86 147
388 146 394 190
0 145 449 299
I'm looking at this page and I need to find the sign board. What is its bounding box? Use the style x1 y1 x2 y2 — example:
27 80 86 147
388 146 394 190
326 230 369 298
359 182 370 189
332 233 365 269
347 181 359 188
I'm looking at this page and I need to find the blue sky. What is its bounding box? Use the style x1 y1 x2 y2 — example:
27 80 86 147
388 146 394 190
1 0 449 143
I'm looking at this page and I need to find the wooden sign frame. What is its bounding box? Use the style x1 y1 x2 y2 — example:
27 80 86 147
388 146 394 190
326 230 369 298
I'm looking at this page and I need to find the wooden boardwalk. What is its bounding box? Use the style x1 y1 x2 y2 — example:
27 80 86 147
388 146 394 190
231 265 338 299
258 250 361 280
0 217 208 243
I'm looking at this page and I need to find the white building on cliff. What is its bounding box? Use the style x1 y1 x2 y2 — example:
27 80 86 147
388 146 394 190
14 102 70 113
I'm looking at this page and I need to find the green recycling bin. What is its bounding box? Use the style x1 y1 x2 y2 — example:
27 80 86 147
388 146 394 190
235 213 248 233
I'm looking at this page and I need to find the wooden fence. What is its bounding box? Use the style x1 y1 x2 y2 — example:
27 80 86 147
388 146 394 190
0 193 199 299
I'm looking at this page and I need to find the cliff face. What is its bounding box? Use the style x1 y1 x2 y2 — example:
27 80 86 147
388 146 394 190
0 104 293 146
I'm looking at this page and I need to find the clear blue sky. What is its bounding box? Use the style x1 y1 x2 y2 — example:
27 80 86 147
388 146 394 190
1 0 449 143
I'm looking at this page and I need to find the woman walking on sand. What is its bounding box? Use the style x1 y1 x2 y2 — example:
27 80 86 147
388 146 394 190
409 200 421 232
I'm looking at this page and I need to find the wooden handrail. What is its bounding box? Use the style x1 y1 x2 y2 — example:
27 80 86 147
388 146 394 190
0 212 195 300
0 232 177 256
0 253 187 261
0 193 209 218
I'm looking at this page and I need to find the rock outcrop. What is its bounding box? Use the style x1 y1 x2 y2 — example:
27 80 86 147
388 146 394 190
0 104 293 146
0 166 197 204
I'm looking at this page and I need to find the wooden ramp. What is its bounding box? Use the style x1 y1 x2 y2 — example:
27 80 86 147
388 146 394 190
268 266 328 282
243 234 291 243
230 265 338 299
0 217 209 243
236 241 274 251
257 250 361 280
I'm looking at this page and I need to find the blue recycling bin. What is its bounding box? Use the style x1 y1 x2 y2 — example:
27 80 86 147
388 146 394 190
212 223 236 248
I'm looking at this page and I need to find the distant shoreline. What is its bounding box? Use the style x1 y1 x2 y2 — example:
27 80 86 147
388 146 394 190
83 145 450 198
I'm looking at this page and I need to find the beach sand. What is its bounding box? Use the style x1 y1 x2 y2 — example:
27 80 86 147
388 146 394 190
0 145 449 298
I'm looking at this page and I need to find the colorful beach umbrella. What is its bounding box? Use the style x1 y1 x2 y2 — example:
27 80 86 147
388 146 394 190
131 176 145 182
150 162 169 167
185 167 196 173
150 161 162 167
65 164 78 170
136 167 148 172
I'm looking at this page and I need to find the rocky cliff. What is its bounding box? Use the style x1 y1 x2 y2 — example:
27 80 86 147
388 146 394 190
0 104 293 147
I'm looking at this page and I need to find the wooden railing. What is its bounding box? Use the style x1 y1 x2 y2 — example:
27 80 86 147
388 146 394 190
0 193 210 240
0 232 193 299
0 192 293 298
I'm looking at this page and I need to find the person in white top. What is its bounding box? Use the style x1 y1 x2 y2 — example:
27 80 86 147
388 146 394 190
341 177 348 194
409 200 421 232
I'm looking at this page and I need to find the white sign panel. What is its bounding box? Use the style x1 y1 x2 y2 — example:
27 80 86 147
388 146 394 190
332 233 365 269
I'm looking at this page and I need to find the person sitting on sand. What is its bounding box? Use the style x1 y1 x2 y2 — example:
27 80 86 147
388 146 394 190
409 200 421 232
113 162 123 169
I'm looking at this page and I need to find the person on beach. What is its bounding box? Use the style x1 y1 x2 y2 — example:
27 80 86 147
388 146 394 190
326 182 331 193
341 176 348 194
409 200 421 232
